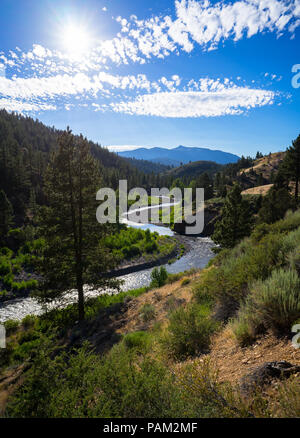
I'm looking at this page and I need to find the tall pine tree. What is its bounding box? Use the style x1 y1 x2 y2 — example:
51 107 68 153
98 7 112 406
283 134 300 202
36 129 120 320
0 189 13 244
212 184 253 248
258 186 293 224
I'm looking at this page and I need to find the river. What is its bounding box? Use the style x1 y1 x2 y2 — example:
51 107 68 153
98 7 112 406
0 199 215 323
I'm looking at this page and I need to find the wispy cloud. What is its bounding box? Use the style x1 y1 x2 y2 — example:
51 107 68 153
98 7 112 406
0 97 56 113
0 73 279 117
111 81 276 118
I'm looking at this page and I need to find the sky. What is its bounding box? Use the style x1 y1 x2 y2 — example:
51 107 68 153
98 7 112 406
0 0 299 157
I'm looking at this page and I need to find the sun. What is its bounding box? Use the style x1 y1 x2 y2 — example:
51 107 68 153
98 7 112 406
62 24 92 58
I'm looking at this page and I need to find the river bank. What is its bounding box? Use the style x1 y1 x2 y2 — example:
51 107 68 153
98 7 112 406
0 196 216 321
0 236 215 323
106 234 190 278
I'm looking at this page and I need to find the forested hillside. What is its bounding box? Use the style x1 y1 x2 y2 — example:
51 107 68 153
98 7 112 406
123 157 172 174
0 110 162 226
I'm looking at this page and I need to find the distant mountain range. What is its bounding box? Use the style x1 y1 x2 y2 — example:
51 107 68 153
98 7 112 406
118 146 240 166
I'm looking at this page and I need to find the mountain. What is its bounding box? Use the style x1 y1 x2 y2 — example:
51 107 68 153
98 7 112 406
118 145 240 166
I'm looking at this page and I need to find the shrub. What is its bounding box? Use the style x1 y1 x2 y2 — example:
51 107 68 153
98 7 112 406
251 268 300 334
0 258 11 276
233 268 300 344
0 247 13 257
123 331 152 351
145 241 158 253
4 319 20 336
22 315 37 329
175 359 257 418
231 305 262 347
139 303 156 322
150 266 168 288
287 247 300 275
196 230 294 321
275 375 300 417
145 228 151 242
6 341 183 418
272 208 300 234
166 272 184 284
3 273 13 289
163 304 218 360
122 244 141 258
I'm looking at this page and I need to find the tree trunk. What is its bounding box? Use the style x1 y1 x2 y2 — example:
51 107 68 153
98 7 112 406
295 175 299 202
77 272 85 321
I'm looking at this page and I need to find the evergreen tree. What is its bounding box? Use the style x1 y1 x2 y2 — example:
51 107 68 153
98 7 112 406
258 186 293 224
36 129 120 320
197 172 214 200
283 134 300 202
0 189 13 243
212 184 253 248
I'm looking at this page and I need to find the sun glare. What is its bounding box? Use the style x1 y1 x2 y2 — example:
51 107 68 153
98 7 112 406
62 24 92 58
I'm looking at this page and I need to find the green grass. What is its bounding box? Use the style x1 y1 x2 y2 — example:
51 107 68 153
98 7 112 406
102 226 176 264
0 240 42 297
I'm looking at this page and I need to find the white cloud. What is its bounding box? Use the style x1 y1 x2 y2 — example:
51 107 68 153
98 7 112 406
111 84 276 118
0 98 56 113
2 0 299 73
0 72 158 101
0 69 279 117
112 0 300 61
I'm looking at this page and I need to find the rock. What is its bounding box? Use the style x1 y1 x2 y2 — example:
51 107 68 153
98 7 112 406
240 361 300 395
173 203 221 236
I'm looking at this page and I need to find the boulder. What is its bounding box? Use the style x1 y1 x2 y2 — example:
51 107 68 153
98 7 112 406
240 361 300 395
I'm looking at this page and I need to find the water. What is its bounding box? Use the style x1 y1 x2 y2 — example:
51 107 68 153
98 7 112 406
0 201 215 322
120 197 179 236
117 237 215 292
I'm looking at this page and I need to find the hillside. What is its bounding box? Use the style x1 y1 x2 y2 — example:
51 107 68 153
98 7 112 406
166 160 222 179
241 184 274 196
1 208 300 417
0 110 155 224
119 145 240 166
123 157 172 174
239 152 286 187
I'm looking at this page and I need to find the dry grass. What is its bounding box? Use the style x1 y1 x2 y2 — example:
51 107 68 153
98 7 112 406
116 274 198 334
240 152 285 179
242 184 273 196
191 327 300 386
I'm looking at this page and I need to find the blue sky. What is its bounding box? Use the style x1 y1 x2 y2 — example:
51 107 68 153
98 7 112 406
0 0 299 157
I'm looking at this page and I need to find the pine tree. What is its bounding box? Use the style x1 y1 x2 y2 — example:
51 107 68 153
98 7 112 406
283 134 300 202
212 184 253 248
197 172 214 200
258 186 293 224
0 189 13 243
36 129 120 320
